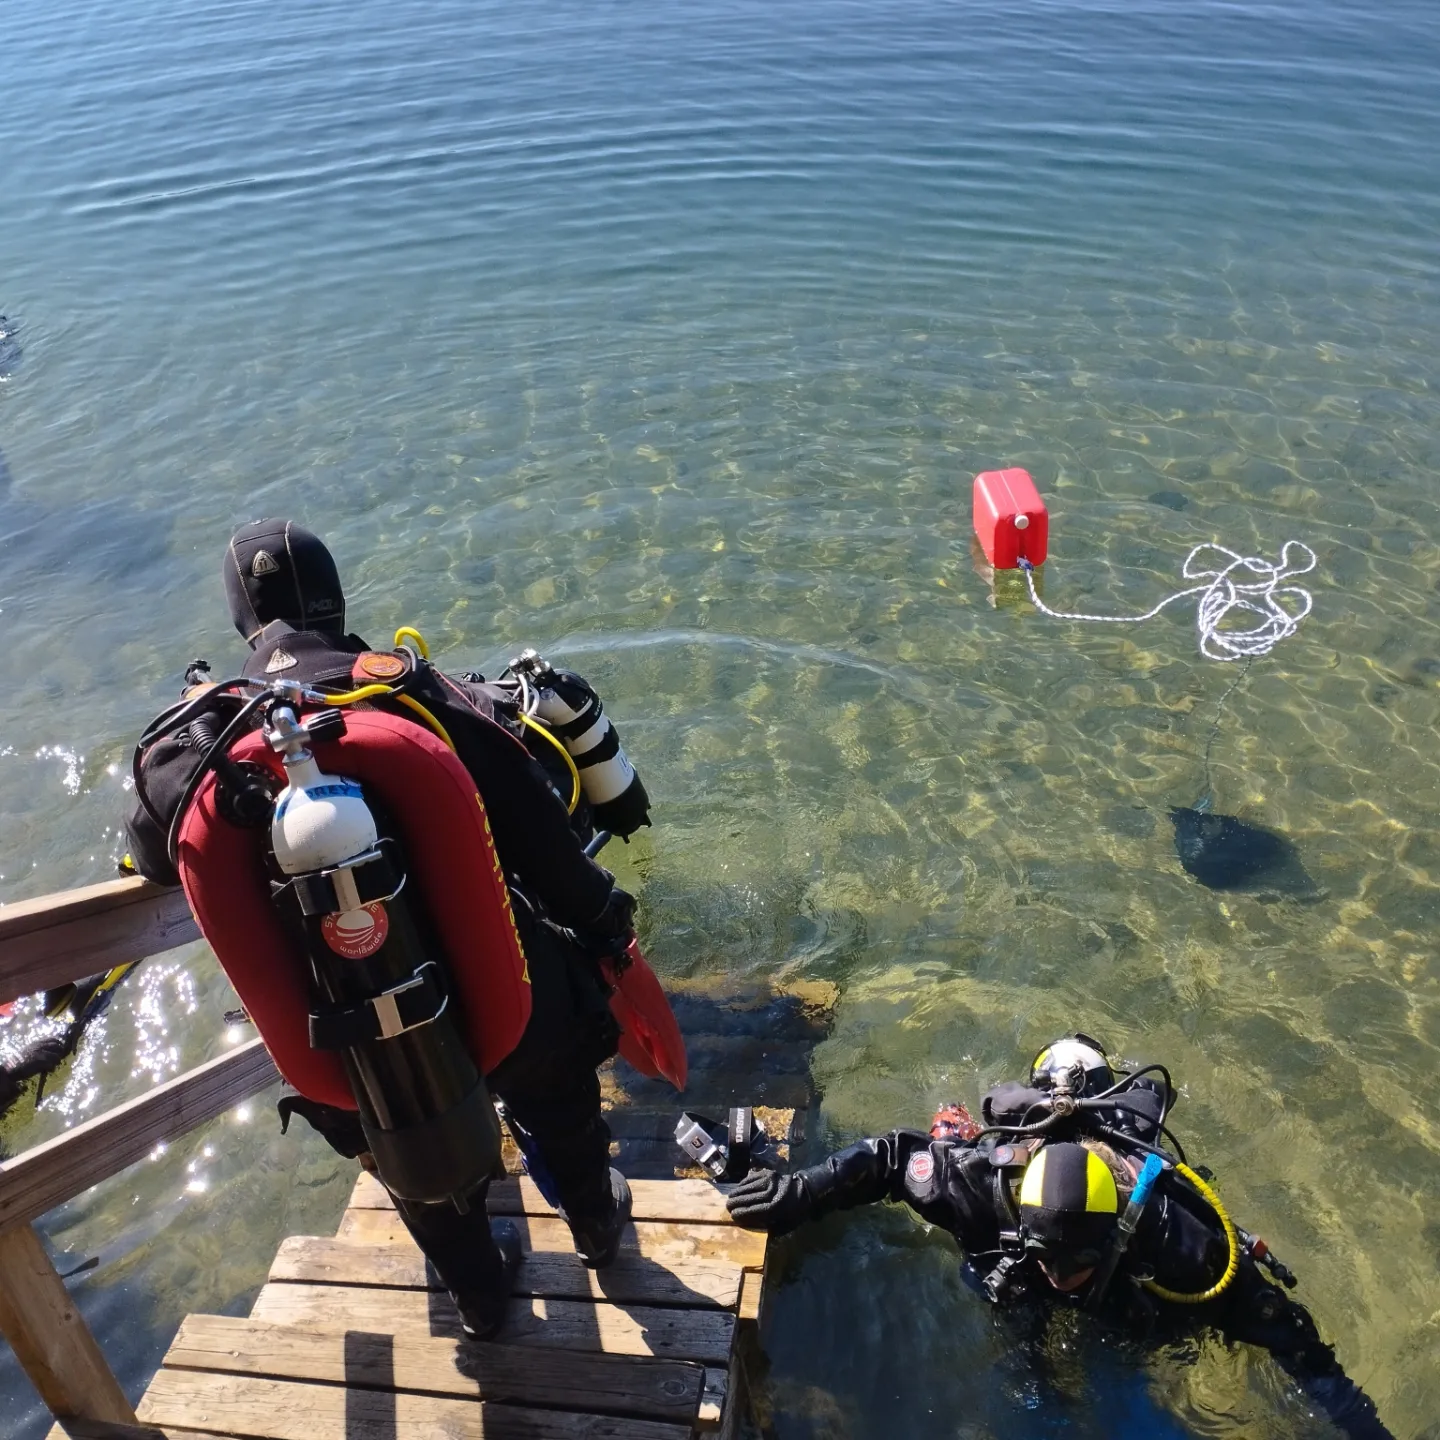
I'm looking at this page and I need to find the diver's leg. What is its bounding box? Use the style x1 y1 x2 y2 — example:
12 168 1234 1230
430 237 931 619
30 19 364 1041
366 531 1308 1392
490 920 629 1266
390 1184 521 1341
276 1094 521 1339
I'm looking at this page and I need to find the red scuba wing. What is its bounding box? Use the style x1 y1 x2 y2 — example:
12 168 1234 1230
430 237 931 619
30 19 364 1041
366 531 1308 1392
601 937 687 1091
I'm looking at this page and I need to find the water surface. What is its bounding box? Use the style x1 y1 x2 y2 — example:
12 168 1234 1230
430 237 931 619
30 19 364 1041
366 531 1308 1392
2 0 1439 1435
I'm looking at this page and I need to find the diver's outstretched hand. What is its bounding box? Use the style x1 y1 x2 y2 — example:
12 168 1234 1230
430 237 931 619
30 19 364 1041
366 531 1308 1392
725 1167 814 1234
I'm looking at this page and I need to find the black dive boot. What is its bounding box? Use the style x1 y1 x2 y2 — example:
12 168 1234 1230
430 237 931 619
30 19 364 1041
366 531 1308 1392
453 1219 522 1341
559 1168 632 1269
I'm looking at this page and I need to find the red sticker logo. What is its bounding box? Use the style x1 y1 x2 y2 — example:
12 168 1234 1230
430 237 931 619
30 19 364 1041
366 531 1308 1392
322 903 390 959
907 1151 935 1185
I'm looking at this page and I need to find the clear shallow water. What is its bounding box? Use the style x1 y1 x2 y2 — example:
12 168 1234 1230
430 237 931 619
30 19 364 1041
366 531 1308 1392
2 0 1439 1434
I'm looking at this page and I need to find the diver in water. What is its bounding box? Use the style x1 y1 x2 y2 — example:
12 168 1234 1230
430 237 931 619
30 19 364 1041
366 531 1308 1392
0 964 141 1121
725 1036 1393 1440
126 520 659 1339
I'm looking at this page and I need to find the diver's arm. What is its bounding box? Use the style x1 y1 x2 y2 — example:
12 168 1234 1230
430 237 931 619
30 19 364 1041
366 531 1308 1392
1222 1268 1395 1440
726 1131 928 1234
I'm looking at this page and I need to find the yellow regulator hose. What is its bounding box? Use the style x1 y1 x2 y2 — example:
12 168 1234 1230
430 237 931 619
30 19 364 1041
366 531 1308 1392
1142 1162 1241 1304
321 664 458 753
393 626 430 660
518 711 581 814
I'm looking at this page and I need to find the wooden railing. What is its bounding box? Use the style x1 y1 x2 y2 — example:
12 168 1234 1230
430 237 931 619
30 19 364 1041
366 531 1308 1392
0 878 279 1431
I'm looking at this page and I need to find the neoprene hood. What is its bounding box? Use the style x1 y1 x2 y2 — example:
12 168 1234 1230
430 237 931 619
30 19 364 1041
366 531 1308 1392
224 519 345 645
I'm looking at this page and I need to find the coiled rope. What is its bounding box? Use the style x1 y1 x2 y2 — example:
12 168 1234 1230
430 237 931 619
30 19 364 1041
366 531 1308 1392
1018 541 1316 661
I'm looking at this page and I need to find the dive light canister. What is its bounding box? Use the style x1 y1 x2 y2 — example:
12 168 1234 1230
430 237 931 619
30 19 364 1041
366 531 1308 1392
530 668 651 836
266 706 501 1204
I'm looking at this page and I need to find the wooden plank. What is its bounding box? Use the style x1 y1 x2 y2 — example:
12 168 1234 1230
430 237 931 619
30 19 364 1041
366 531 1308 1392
336 1206 768 1268
46 1423 231 1440
738 1271 765 1322
160 1314 704 1424
272 1235 742 1308
0 1221 136 1425
248 1282 736 1364
139 1370 692 1440
0 879 199 1005
349 1170 733 1223
697 1370 727 1429
0 1040 277 1230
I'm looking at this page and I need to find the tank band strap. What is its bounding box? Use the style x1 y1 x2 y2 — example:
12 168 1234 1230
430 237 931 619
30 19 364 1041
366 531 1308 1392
309 962 448 1048
288 843 403 917
546 698 602 742
573 727 622 769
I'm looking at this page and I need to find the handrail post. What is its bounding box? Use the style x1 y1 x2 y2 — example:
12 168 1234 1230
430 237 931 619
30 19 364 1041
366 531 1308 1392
0 1220 136 1424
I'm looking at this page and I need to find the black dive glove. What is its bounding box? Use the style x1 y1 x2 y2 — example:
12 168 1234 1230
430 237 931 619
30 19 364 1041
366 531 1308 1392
586 885 637 957
726 1167 819 1234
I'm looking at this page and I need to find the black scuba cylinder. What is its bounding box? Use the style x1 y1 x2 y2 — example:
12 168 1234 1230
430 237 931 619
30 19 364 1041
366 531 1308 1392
266 704 500 1205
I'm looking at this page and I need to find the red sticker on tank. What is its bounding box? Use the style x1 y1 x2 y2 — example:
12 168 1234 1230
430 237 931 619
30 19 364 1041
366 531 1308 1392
322 903 389 959
907 1151 935 1184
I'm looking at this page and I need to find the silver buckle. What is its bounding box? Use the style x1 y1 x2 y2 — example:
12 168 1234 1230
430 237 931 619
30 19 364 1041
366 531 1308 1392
370 965 445 1040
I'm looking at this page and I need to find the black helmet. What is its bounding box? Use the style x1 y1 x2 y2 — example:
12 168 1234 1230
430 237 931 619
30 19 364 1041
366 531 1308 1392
1029 1033 1115 1098
1017 1141 1119 1278
223 519 345 645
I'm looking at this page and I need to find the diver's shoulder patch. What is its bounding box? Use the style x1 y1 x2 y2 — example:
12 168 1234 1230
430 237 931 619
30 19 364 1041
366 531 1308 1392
907 1150 935 1185
265 647 297 673
354 651 409 682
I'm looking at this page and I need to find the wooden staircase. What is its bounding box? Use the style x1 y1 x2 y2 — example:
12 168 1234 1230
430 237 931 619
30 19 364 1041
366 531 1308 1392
36 976 836 1439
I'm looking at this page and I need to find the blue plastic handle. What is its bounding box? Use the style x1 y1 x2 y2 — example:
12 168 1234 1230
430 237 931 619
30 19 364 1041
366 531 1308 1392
1130 1153 1165 1207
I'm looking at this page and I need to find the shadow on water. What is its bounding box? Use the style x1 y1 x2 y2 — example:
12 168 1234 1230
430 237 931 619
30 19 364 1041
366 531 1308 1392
1168 805 1324 902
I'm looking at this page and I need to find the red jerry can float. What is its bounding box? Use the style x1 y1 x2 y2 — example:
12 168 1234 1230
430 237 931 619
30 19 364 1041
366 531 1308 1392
973 468 1049 570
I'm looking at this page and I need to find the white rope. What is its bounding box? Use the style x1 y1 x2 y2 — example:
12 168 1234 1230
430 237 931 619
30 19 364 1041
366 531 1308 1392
1019 541 1316 661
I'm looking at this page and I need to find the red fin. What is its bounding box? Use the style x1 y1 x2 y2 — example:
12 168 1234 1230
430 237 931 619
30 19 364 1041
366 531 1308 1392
602 938 687 1091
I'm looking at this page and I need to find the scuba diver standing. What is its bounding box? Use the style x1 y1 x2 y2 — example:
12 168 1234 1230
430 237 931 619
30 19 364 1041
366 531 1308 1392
724 1035 1394 1439
126 519 680 1340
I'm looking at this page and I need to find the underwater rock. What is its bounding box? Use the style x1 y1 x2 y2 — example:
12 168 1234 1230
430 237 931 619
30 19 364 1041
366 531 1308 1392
1169 804 1323 900
1147 490 1189 512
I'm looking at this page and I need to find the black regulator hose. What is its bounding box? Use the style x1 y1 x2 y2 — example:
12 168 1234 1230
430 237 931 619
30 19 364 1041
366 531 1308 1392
136 676 249 749
131 678 250 831
164 690 272 868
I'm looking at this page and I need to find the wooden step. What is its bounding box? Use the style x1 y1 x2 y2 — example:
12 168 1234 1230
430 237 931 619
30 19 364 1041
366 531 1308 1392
249 1282 736 1363
349 1171 732 1222
271 1235 744 1308
159 1314 706 1423
335 1207 767 1267
137 1368 693 1439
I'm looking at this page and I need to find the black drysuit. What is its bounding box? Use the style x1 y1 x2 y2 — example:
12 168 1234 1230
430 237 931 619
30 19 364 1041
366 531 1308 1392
126 624 631 1300
746 1130 1392 1440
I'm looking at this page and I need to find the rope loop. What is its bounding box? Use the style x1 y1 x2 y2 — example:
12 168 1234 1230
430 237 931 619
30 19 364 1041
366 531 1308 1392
1020 541 1316 662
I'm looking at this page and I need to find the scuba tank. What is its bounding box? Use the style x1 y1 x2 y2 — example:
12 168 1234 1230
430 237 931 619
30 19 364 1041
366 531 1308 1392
507 651 651 837
264 701 501 1205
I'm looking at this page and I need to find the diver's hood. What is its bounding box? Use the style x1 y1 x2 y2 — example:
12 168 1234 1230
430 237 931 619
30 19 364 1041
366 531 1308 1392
224 519 345 645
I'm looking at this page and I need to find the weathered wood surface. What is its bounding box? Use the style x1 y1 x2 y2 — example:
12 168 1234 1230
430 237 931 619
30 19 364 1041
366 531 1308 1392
0 1221 137 1426
334 1204 768 1266
162 1314 706 1423
46 1424 231 1440
250 1281 738 1363
272 1235 743 1307
0 878 199 1005
350 1170 733 1222
0 1039 277 1231
137 1370 692 1440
